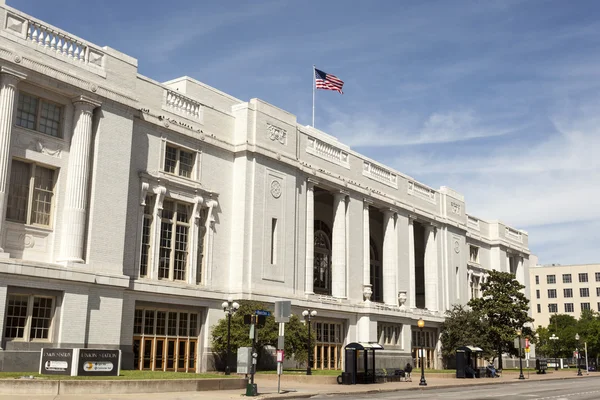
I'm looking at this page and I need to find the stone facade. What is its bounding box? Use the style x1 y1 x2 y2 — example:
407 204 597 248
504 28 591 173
0 0 531 372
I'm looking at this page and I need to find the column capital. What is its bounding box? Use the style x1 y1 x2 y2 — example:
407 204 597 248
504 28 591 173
334 190 349 200
71 95 102 110
363 198 374 206
0 67 27 87
307 177 320 186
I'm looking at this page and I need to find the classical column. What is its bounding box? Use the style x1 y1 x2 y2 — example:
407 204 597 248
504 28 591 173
362 199 372 302
0 68 27 255
408 216 416 308
149 186 166 279
189 195 204 284
205 198 218 286
331 191 347 299
0 284 6 349
424 224 439 311
58 96 101 263
305 181 315 294
382 209 397 306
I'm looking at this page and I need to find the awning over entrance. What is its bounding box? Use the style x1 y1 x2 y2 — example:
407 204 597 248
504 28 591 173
457 346 483 352
344 342 384 351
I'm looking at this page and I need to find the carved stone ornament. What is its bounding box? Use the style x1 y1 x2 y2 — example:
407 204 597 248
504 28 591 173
270 180 282 198
398 290 408 308
454 239 460 253
363 284 373 302
267 123 287 144
14 55 22 64
451 202 461 215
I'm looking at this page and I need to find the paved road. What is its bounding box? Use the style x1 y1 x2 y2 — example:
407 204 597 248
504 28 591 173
311 378 600 400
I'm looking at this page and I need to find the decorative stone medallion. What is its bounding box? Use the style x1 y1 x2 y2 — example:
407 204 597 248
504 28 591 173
267 123 287 144
270 180 282 198
454 239 460 253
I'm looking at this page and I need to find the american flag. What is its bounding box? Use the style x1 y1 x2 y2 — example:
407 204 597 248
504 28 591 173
315 68 344 94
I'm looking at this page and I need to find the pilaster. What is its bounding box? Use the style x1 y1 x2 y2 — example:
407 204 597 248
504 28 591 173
331 191 347 299
382 209 397 306
0 284 6 349
408 216 416 308
305 181 314 294
0 67 27 256
362 199 372 302
58 96 101 263
424 224 439 311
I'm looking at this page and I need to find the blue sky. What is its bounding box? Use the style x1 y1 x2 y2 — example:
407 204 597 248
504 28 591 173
12 0 600 265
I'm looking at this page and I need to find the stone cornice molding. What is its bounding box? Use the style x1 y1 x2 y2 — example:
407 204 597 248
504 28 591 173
0 46 138 108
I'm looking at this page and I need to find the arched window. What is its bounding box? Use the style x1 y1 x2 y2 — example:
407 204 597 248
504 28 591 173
370 238 382 302
314 220 332 295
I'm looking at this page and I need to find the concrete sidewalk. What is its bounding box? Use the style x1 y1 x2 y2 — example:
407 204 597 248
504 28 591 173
0 370 595 400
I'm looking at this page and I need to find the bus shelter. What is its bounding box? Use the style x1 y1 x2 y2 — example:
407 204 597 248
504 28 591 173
342 342 384 384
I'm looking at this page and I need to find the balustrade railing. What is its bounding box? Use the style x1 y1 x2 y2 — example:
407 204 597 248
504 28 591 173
306 137 349 168
363 161 398 188
164 89 203 121
4 9 104 68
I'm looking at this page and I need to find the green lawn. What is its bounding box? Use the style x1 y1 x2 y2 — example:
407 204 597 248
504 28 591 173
257 368 341 376
0 370 232 380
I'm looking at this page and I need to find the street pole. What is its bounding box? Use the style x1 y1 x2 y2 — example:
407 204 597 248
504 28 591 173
517 329 525 380
226 312 231 375
417 318 427 386
303 309 317 376
221 298 239 376
576 333 582 376
550 334 559 371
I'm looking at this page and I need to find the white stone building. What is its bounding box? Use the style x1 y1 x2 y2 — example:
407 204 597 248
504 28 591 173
0 0 531 372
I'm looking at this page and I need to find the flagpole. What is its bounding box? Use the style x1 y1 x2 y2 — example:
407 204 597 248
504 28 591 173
312 65 315 127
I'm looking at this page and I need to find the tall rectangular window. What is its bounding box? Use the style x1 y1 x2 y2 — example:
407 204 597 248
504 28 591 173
548 289 557 299
548 303 558 313
580 288 589 297
535 275 539 285
469 246 479 263
581 302 591 311
159 200 191 281
536 290 540 299
564 288 573 298
164 145 195 178
579 273 588 283
16 92 63 138
139 195 153 277
596 272 600 282
270 218 278 264
547 275 556 284
564 303 574 313
6 160 55 227
536 304 541 313
562 274 572 283
4 294 55 341
596 287 600 297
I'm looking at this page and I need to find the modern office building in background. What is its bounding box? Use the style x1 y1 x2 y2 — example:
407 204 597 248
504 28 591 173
0 0 531 372
530 263 600 328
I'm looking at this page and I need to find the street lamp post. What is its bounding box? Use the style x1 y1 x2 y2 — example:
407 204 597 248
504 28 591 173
221 297 239 375
417 318 427 386
575 333 582 376
549 334 559 371
302 309 317 375
517 329 525 380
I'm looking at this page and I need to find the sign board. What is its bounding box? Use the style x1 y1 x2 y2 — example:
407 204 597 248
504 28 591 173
514 338 526 349
276 350 285 363
255 310 271 316
39 348 73 375
274 301 291 323
237 347 252 374
76 349 121 376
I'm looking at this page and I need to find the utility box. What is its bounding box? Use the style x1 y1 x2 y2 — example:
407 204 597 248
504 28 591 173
237 347 252 374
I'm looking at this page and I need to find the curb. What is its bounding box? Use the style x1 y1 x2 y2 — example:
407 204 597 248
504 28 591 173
257 374 591 400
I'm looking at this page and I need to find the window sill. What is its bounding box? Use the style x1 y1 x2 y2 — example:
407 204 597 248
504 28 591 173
13 124 65 142
5 221 53 233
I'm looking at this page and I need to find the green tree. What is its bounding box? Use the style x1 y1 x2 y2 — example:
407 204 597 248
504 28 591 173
440 304 492 366
210 300 313 371
469 270 532 370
